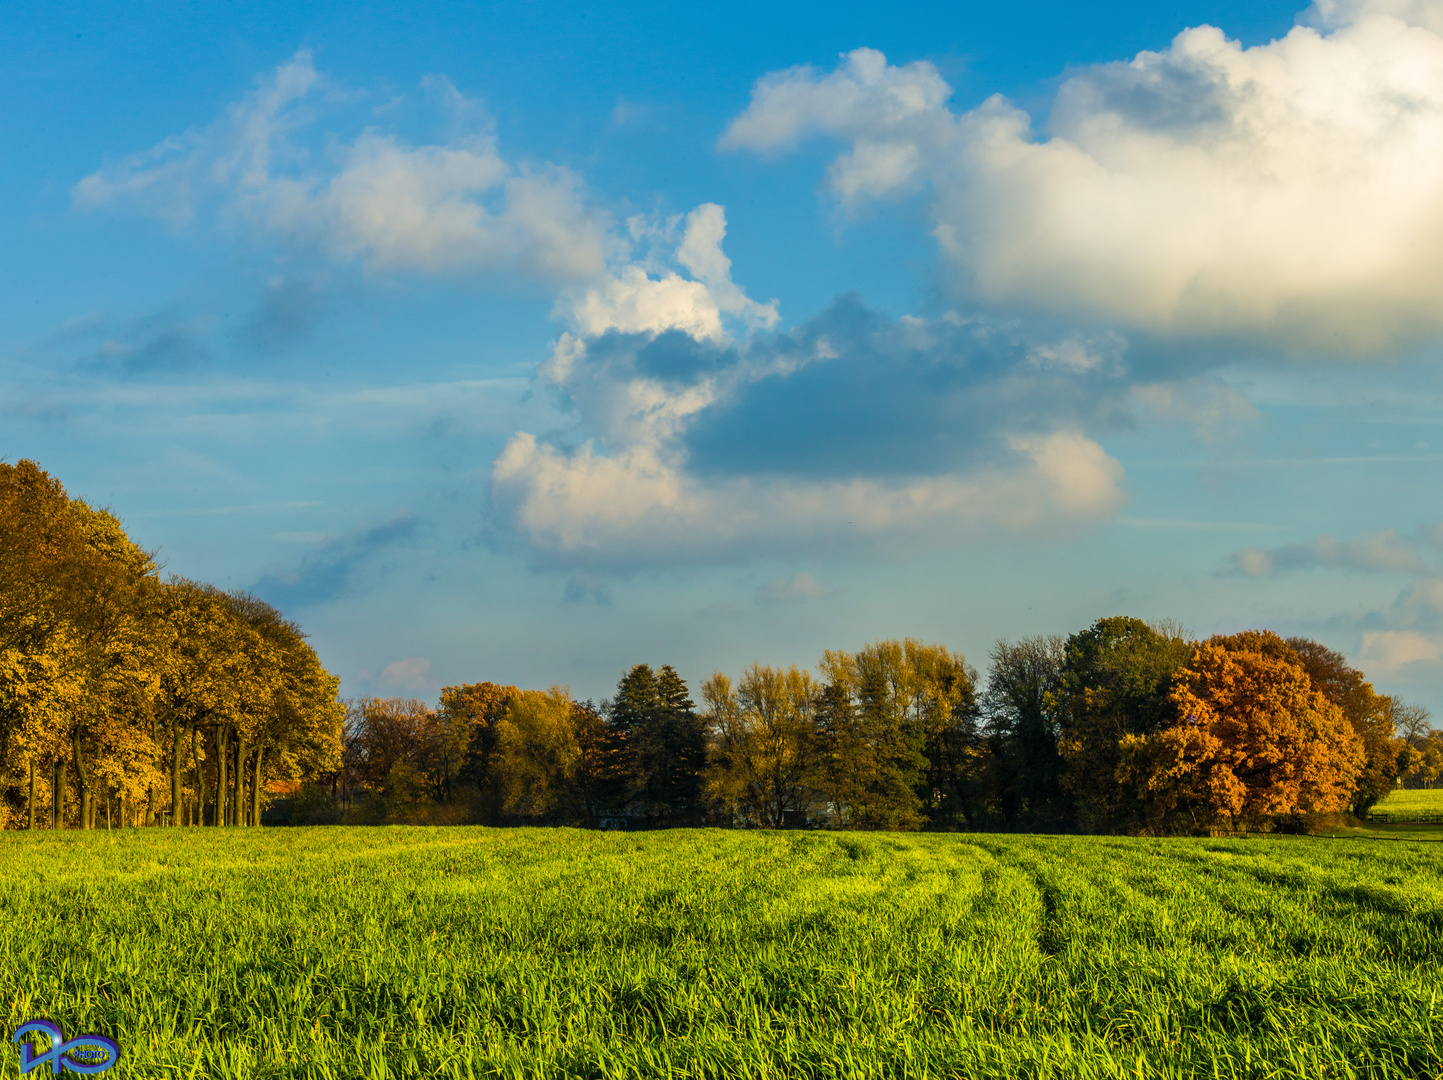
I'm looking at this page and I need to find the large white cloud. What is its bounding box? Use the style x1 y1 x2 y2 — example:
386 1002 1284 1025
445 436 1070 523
492 284 1129 570
491 427 1124 569
723 1 1443 349
75 53 607 281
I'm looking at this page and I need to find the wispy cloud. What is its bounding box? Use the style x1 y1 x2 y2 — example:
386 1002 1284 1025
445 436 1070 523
1228 527 1432 576
378 657 432 690
75 52 608 283
755 572 827 605
254 512 422 608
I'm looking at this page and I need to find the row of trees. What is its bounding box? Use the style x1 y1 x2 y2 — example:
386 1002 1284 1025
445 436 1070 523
7 458 1426 835
320 618 1427 834
0 460 343 829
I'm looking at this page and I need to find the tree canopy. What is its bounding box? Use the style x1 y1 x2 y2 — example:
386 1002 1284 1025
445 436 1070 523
0 460 343 829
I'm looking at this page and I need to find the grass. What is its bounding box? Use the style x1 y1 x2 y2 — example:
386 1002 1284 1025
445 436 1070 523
1369 788 1443 823
2 827 1442 1079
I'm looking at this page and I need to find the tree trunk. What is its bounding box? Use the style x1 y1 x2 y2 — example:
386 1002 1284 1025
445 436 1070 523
234 737 248 826
252 745 264 827
216 726 228 828
72 730 92 830
166 721 180 826
192 728 203 828
27 761 34 830
51 759 62 829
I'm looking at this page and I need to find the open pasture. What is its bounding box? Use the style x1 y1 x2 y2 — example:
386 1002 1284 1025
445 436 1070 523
2 827 1441 1079
1370 788 1443 823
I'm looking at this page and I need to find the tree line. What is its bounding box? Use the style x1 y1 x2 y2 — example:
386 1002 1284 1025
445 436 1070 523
0 461 343 829
5 459 1428 835
315 618 1428 835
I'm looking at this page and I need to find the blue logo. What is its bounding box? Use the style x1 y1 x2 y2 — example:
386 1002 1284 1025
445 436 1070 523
12 1020 119 1074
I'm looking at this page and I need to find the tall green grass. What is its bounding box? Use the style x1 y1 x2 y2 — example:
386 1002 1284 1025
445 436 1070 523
1370 788 1443 822
1 827 1440 1078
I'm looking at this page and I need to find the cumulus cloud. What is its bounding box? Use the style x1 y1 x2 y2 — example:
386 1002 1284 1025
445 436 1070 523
492 427 1122 569
490 290 1131 571
75 52 607 281
560 204 778 341
724 2 1443 348
1229 528 1427 575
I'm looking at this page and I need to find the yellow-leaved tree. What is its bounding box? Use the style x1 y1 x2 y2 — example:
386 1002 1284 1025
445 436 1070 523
702 664 820 828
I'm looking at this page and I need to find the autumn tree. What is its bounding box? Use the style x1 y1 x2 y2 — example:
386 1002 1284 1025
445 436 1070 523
1286 637 1411 815
440 681 517 823
0 461 89 828
0 461 342 830
0 463 163 829
815 639 977 829
1128 631 1366 830
703 664 820 827
494 687 591 823
225 592 341 826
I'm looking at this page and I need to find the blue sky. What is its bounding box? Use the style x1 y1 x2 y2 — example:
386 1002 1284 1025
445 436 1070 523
5 0 1443 714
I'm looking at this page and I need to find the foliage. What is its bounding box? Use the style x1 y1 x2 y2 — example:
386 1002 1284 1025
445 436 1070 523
1057 617 1193 832
703 664 821 827
495 687 591 823
1287 637 1402 815
609 664 707 825
7 826 1443 1078
7 458 1429 838
1133 632 1366 830
983 635 1066 827
0 460 342 830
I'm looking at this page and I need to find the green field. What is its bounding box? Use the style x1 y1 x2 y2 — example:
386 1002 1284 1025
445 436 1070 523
1370 788 1443 823
4 827 1443 1079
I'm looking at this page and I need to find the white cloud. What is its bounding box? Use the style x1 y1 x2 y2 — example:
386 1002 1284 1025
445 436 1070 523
76 52 607 281
1129 379 1261 443
379 657 432 689
560 204 777 340
568 267 726 340
491 428 1124 569
1230 528 1427 575
1359 629 1443 671
724 4 1443 348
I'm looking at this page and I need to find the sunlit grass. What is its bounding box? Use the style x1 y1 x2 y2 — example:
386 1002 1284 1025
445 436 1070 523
1371 788 1443 822
1 827 1441 1078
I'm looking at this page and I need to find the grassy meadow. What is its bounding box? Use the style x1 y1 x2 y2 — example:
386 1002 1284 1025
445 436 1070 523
1369 788 1443 823
2 827 1442 1079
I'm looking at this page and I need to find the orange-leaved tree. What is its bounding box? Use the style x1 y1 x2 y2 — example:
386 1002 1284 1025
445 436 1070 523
1134 631 1364 830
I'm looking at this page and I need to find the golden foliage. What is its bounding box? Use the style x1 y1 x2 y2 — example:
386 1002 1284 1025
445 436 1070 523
1130 631 1366 828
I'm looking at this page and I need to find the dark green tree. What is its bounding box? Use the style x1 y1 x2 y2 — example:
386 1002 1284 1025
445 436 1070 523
1056 616 1192 832
607 663 705 825
983 635 1066 828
